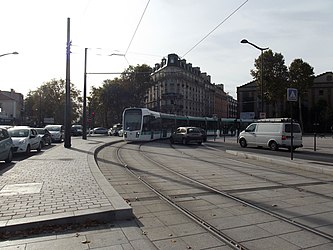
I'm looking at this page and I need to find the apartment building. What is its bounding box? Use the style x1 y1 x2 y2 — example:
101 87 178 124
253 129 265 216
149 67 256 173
146 53 233 118
237 72 333 132
0 89 24 125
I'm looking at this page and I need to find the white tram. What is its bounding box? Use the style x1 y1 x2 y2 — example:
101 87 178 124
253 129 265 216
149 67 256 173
122 108 218 141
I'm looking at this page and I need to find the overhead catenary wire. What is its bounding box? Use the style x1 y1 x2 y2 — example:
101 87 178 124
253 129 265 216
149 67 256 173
181 0 249 58
125 0 151 56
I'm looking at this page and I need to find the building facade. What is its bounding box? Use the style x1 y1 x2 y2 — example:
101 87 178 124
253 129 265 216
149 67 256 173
0 89 24 125
237 72 333 132
146 53 234 118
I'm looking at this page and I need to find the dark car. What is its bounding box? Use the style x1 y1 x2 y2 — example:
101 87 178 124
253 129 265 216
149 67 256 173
170 127 203 145
35 128 52 147
199 128 207 142
71 125 83 136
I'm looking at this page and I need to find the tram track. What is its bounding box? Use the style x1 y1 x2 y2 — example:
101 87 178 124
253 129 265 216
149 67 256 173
96 140 333 250
98 141 333 249
171 143 333 202
115 142 248 250
137 143 333 242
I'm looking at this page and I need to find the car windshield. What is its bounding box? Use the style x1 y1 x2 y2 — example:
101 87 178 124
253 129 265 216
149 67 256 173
72 125 82 129
8 129 29 137
46 126 60 131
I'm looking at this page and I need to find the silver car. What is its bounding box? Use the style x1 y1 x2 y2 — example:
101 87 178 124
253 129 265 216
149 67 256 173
45 125 64 142
0 128 14 163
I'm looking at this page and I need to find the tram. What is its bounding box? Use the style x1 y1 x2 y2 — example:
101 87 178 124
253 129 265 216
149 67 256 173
122 108 254 142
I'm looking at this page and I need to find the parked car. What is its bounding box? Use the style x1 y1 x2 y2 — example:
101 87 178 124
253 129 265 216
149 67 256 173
35 128 52 147
108 123 122 136
45 125 64 142
8 127 42 154
238 118 303 151
71 124 83 136
170 127 203 145
92 127 108 135
118 129 124 137
0 128 14 163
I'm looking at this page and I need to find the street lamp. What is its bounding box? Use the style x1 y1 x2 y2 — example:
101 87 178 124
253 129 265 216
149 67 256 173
241 39 268 116
0 52 19 57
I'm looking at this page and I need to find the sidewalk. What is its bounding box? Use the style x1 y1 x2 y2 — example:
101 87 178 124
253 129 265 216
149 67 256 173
0 136 131 235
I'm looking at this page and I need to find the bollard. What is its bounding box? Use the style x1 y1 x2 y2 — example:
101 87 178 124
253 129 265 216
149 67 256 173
314 133 317 151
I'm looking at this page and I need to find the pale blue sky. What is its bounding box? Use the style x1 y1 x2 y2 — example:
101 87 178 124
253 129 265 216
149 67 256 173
1 0 332 98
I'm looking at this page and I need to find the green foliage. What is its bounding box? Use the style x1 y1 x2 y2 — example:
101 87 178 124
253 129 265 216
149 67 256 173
88 64 153 127
250 50 288 103
24 79 82 126
288 58 315 96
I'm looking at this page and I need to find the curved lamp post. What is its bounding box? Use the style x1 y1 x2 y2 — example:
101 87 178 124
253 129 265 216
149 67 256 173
0 52 19 57
241 39 268 116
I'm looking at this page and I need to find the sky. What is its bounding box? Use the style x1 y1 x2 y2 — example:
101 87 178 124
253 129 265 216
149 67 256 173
1 0 332 99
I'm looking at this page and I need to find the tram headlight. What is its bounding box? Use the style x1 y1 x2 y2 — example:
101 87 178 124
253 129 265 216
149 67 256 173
124 132 127 138
136 132 140 138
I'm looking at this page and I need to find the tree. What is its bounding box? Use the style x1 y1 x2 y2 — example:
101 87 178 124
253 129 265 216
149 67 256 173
24 79 82 126
121 64 153 107
88 64 153 127
251 50 288 117
288 59 315 128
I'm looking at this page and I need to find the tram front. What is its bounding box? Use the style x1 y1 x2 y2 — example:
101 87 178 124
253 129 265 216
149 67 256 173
123 108 143 141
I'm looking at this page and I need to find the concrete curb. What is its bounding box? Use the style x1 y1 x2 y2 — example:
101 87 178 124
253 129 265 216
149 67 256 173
226 150 333 176
91 140 132 220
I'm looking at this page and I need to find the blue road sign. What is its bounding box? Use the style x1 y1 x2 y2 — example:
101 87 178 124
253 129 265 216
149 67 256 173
287 88 298 102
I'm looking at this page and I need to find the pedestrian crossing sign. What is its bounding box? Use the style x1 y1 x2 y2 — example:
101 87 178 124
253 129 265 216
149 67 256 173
287 88 298 102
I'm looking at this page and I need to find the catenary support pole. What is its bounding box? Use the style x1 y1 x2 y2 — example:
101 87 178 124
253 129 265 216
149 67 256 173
64 17 71 148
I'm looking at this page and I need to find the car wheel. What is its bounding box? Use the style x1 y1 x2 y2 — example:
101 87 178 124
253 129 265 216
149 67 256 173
197 141 202 145
239 138 247 148
25 145 31 155
5 150 13 163
269 141 278 151
37 143 42 152
48 139 52 146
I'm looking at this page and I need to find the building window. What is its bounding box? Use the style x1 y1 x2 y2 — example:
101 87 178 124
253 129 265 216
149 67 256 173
319 90 324 96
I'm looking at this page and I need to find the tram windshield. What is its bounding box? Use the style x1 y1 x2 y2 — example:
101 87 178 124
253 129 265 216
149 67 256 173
123 109 142 131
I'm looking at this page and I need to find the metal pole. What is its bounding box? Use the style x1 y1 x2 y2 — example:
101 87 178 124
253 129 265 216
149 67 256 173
64 17 71 148
260 50 264 114
290 104 294 160
82 48 87 140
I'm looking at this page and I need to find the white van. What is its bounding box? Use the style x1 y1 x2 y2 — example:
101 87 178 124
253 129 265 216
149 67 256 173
238 118 303 151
